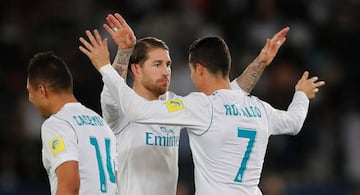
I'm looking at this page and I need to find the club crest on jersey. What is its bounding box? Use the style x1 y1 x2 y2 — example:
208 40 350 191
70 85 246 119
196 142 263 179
49 137 65 156
165 98 184 112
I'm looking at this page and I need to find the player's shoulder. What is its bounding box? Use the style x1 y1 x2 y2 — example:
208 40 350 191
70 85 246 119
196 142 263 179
58 102 99 117
163 91 207 99
44 102 95 126
184 91 208 100
160 91 179 100
163 92 208 111
211 89 263 105
210 89 246 98
180 92 209 108
41 113 72 137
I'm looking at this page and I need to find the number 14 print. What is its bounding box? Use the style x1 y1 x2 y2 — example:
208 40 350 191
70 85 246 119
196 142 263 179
90 137 116 193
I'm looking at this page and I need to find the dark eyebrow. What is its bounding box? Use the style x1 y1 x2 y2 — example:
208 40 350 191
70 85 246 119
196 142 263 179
152 60 162 64
152 60 171 64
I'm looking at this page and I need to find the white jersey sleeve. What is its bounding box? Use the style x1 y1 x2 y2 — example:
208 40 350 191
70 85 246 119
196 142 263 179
101 84 129 133
41 118 78 173
42 119 78 195
259 91 309 135
100 64 212 134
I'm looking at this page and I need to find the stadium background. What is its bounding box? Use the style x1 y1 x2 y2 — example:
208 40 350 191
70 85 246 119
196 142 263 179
0 0 359 194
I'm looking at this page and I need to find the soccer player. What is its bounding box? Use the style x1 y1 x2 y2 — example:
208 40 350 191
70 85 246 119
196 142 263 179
80 30 325 194
83 13 288 195
86 13 289 195
26 51 118 195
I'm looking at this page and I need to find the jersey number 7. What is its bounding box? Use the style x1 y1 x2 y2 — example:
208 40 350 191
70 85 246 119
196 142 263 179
234 128 256 183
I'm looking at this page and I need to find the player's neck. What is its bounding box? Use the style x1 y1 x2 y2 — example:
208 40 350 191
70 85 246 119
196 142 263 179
50 93 77 114
202 77 231 95
133 84 160 100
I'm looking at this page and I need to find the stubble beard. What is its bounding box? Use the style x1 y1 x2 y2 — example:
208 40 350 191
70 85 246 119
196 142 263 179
146 82 169 97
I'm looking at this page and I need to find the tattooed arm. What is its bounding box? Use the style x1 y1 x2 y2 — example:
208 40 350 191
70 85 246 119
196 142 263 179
103 13 136 79
97 13 136 131
235 59 266 93
112 48 133 79
235 27 289 93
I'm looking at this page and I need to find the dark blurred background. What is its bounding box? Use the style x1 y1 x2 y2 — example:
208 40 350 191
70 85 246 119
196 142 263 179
0 0 359 194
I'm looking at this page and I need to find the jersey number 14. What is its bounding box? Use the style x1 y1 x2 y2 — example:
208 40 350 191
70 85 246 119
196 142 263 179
90 137 116 193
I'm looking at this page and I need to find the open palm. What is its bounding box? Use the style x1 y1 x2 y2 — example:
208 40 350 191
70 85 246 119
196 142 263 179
103 13 136 50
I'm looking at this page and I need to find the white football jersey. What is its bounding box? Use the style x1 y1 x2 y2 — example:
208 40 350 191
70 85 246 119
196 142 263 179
41 102 118 195
100 65 309 195
101 86 181 195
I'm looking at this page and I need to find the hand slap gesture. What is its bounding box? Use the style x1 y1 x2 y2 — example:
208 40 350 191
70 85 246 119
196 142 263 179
79 29 110 70
103 13 136 50
254 27 290 67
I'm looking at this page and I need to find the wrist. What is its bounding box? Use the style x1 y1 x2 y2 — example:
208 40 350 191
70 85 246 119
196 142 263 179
253 58 267 69
117 47 133 54
114 47 133 66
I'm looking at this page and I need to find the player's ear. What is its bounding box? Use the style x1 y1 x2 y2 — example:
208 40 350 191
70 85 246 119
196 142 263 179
130 63 141 77
196 63 205 76
39 84 49 98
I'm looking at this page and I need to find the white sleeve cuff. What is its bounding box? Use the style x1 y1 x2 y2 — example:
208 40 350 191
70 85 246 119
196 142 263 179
294 91 309 103
99 64 114 76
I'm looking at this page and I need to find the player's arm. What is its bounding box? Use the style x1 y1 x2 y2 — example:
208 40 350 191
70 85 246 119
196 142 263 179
100 13 136 130
231 27 289 93
42 120 80 195
266 71 325 135
55 161 80 195
102 66 211 131
79 30 211 131
100 86 123 131
103 13 136 79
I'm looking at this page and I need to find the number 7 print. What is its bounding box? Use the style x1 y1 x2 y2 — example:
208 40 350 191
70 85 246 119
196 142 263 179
234 128 256 183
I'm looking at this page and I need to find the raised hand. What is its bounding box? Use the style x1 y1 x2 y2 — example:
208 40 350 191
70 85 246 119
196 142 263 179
254 27 290 66
79 29 110 70
103 13 136 50
234 27 290 93
295 71 326 99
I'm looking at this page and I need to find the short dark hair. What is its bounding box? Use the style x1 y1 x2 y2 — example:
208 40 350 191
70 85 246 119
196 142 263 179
128 37 169 71
188 36 231 78
27 51 73 93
